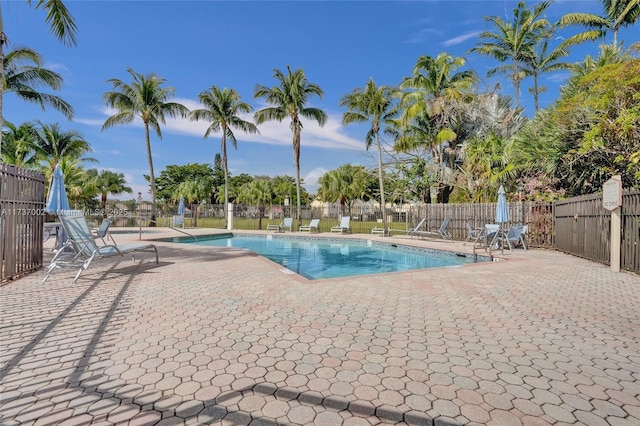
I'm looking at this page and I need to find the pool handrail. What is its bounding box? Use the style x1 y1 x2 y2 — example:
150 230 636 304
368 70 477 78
136 214 199 243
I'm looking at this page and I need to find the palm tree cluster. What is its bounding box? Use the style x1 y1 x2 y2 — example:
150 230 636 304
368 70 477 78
2 0 639 230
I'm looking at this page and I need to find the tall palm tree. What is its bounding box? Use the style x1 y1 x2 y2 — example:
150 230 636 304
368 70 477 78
102 68 190 219
559 0 640 48
28 120 95 173
254 65 327 229
469 1 552 107
397 53 476 165
89 169 133 218
0 0 77 151
522 38 572 111
397 53 477 203
340 78 396 233
190 86 259 212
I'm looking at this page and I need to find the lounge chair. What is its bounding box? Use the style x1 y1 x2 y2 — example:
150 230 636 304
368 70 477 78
43 212 159 284
331 216 351 234
506 224 528 250
463 220 482 245
371 227 388 235
267 217 292 232
375 218 426 237
93 217 116 245
478 223 501 249
299 219 320 233
412 217 452 240
404 218 427 237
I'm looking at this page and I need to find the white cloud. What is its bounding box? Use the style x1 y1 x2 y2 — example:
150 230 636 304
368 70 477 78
44 62 70 74
303 167 328 194
403 27 442 45
305 167 328 185
442 31 481 47
546 72 571 83
85 98 364 151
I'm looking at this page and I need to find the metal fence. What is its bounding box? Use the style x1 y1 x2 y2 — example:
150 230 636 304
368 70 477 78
133 200 555 248
0 164 46 283
555 189 639 274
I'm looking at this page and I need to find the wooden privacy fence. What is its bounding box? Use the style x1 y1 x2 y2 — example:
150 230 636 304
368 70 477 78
0 164 46 283
555 189 639 274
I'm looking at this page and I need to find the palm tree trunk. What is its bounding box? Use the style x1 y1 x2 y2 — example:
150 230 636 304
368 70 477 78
101 193 107 218
293 125 302 230
144 122 156 225
533 71 539 111
193 204 198 227
0 25 6 153
222 131 229 227
513 58 520 107
376 134 387 233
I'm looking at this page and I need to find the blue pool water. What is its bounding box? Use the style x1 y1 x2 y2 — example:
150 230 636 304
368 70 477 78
174 234 479 280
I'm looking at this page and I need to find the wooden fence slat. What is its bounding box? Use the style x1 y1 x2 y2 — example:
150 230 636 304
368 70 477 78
1 164 46 283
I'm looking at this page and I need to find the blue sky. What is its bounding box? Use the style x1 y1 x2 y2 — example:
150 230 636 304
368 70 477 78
3 0 635 199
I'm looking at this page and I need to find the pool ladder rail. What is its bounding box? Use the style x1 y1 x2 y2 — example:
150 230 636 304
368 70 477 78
136 214 199 243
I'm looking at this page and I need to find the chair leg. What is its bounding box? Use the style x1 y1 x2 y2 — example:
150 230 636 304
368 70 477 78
71 254 96 284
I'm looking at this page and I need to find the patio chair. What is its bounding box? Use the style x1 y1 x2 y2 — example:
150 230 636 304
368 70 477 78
481 224 501 249
92 217 116 245
404 218 428 237
331 216 351 234
267 217 292 232
506 224 528 250
299 218 320 233
43 212 158 284
463 220 482 245
371 226 388 235
412 217 452 240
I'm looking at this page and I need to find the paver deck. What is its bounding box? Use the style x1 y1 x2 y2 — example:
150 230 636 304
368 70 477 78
1 228 639 425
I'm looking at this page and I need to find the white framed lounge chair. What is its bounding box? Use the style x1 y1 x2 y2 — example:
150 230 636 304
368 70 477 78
506 224 528 250
412 217 452 240
299 219 320 233
267 217 292 232
93 217 116 245
371 227 388 235
463 220 483 245
396 218 427 237
331 216 351 234
43 212 158 284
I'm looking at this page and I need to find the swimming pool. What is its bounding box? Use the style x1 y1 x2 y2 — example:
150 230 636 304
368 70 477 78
170 234 483 280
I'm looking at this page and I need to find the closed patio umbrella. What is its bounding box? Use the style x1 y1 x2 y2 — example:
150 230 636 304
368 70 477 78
492 184 510 253
177 196 185 215
45 164 70 250
46 164 70 214
495 185 509 225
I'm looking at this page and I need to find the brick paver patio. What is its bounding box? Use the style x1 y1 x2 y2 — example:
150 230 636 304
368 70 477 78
1 229 638 425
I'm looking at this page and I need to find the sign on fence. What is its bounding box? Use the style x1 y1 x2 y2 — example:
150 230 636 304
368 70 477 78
603 175 622 273
603 176 622 211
